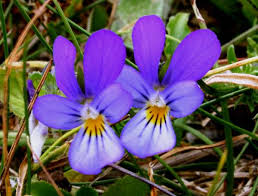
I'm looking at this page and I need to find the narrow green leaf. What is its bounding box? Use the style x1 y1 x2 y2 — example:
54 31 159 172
227 45 238 64
154 155 191 196
247 36 258 58
197 108 258 140
227 44 242 73
207 150 228 196
52 0 83 58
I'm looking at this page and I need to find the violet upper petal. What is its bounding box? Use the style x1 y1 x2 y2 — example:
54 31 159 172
132 15 165 86
68 123 124 175
116 66 155 108
91 83 132 124
33 95 83 130
162 29 221 85
83 29 126 97
53 36 85 102
161 81 204 118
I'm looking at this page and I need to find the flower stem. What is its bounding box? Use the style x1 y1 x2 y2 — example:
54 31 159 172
40 126 81 160
32 142 70 173
153 155 191 196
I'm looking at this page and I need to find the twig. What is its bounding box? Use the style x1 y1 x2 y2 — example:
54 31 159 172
3 61 48 69
148 135 247 170
150 134 248 166
89 156 127 186
109 164 176 196
148 164 158 196
0 61 52 188
190 0 207 29
218 58 246 65
26 137 64 196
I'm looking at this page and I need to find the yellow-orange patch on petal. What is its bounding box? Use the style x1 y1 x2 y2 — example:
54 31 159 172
84 115 105 136
146 105 169 125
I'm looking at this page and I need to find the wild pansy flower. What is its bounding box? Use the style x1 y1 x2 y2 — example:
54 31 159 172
117 15 221 158
33 30 132 174
27 80 48 162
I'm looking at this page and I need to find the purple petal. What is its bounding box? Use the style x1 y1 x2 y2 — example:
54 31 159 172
91 83 132 124
162 29 221 85
69 122 124 175
27 80 35 102
53 36 84 102
161 81 204 118
116 66 154 108
33 95 83 130
132 15 165 85
121 107 176 158
83 30 126 97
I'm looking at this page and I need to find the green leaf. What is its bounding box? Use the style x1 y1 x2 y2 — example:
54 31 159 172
227 45 238 64
64 0 83 17
76 186 98 196
111 0 172 48
247 36 258 57
227 45 241 73
209 0 239 16
31 181 71 196
0 69 24 118
239 0 258 24
235 89 258 112
164 12 190 57
103 176 150 196
160 12 190 79
224 38 258 76
87 5 108 32
29 72 60 96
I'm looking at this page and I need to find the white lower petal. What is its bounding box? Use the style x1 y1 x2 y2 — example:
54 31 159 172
121 106 176 158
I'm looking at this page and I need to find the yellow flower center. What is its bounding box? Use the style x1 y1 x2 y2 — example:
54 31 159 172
84 115 105 136
146 105 169 125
